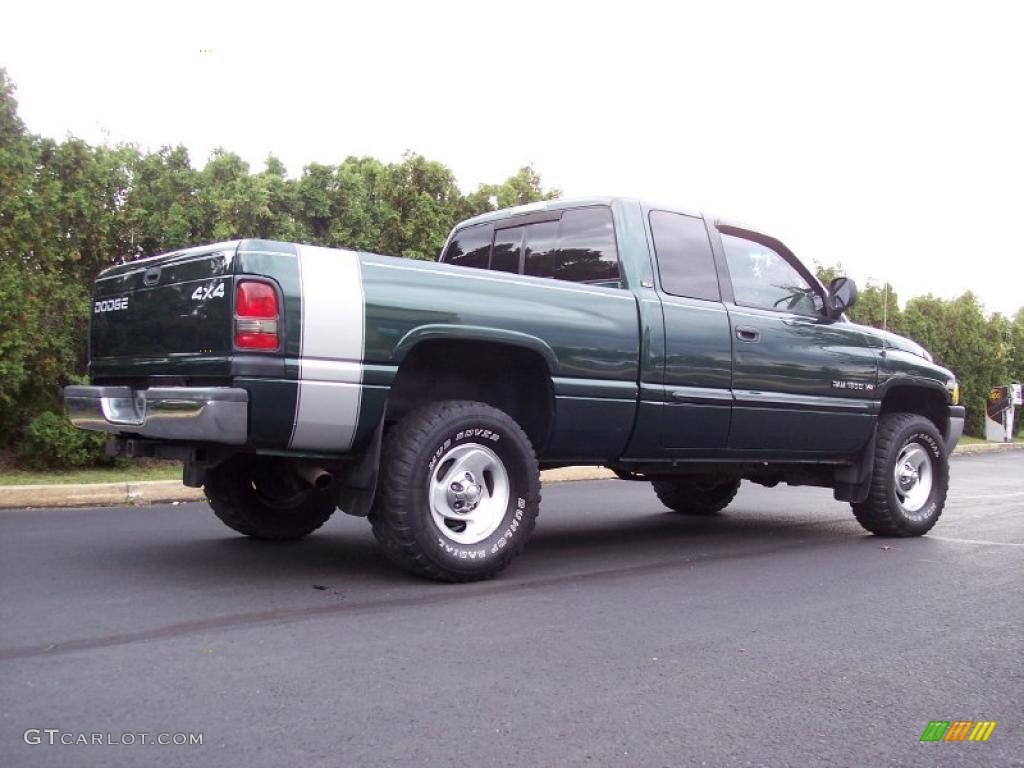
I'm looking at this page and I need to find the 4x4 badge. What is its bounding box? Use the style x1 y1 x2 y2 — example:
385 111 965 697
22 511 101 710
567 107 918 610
191 282 225 301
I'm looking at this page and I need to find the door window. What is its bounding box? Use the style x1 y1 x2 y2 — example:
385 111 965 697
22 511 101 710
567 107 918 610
721 233 820 315
649 211 720 301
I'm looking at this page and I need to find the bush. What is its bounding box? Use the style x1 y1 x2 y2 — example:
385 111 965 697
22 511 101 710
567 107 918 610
15 411 110 470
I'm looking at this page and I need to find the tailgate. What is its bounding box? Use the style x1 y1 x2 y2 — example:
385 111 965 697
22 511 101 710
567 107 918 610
89 242 239 379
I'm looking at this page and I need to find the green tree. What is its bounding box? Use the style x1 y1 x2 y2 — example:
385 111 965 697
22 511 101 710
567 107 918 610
460 165 560 220
850 282 901 331
9 63 1024 459
121 145 203 254
256 155 301 241
814 264 901 331
0 75 104 434
902 293 1012 436
0 68 568 462
0 69 39 435
377 152 463 259
813 261 842 286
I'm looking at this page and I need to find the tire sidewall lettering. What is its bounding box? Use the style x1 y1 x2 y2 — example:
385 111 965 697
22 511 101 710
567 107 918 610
908 432 942 460
427 438 452 475
423 423 528 563
891 429 946 522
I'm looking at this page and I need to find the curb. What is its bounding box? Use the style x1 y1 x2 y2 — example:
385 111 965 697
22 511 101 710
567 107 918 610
539 466 617 484
949 442 1024 456
0 443 1019 510
0 480 207 510
0 469 617 510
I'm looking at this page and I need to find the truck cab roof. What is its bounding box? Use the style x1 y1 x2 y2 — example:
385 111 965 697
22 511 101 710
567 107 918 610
453 196 708 231
451 196 775 245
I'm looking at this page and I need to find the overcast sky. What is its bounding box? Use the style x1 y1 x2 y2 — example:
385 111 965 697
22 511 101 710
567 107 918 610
3 0 1022 314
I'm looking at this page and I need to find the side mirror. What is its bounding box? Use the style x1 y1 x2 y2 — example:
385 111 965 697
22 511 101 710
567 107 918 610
827 276 858 317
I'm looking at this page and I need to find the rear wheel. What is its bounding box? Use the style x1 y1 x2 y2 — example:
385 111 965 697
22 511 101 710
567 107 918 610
369 400 541 582
204 456 337 541
852 412 948 536
651 476 740 515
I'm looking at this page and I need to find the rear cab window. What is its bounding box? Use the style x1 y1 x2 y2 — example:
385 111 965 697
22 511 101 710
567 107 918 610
441 223 493 269
490 226 523 273
442 205 622 288
522 220 559 279
544 207 620 286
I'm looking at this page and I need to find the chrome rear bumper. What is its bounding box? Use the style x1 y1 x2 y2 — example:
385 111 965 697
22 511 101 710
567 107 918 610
64 386 248 445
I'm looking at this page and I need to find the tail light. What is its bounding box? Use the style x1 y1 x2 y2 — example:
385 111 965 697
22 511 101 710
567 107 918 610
235 281 279 350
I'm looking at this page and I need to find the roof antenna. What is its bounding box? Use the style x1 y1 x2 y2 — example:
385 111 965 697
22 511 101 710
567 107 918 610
883 282 889 331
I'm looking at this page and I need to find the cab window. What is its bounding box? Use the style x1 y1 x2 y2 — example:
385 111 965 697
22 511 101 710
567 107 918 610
441 223 492 269
524 206 620 286
649 211 720 301
522 220 559 279
444 206 622 288
721 233 820 315
490 226 523 273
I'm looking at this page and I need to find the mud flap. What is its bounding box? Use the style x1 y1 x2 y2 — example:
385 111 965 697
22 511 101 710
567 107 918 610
337 414 385 517
833 426 877 503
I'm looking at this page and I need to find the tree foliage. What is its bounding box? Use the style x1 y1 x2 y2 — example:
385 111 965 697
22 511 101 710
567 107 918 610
0 69 558 459
1 67 1019 467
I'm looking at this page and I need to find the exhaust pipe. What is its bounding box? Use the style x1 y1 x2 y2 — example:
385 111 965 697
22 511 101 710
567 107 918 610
296 462 333 491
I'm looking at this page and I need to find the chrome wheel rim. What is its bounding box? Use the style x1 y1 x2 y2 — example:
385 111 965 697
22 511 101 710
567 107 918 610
429 442 509 545
893 442 933 516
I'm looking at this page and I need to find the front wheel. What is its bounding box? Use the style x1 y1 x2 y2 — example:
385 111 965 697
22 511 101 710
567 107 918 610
369 400 541 582
852 412 949 536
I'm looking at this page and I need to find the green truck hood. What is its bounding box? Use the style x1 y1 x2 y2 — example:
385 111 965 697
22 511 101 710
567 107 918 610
853 324 932 361
855 324 958 388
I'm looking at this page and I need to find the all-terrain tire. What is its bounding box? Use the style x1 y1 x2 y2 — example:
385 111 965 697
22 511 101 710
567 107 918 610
651 476 741 515
852 412 949 536
205 455 336 541
369 400 541 582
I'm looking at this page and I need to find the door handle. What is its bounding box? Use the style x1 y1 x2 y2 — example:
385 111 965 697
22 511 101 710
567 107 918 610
735 325 760 342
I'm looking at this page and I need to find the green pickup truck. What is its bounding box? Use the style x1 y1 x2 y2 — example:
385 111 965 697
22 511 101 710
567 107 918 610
65 197 964 581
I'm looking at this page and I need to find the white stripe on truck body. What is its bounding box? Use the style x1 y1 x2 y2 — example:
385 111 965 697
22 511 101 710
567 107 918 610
289 245 365 451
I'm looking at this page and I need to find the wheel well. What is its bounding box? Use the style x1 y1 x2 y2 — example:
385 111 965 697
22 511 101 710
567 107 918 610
879 386 948 435
386 340 554 451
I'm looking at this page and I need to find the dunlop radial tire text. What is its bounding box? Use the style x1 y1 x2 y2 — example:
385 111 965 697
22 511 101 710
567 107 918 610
852 412 949 536
369 400 541 582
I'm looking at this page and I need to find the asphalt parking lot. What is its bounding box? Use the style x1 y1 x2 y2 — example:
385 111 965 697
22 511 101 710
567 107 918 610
1 452 1021 767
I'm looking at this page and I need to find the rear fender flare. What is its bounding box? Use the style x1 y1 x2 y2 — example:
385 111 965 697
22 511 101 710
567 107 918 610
392 324 559 374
